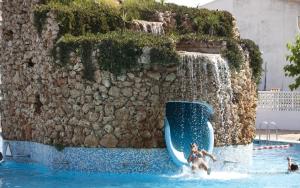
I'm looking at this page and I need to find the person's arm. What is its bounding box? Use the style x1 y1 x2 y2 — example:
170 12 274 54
202 150 217 161
287 157 292 171
188 152 192 163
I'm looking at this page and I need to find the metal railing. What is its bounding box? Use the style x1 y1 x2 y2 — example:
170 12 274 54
258 91 300 111
258 121 278 144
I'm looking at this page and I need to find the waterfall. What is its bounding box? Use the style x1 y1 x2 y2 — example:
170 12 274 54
178 52 233 145
132 20 165 35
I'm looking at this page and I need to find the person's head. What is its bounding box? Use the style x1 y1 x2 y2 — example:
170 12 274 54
190 143 198 153
291 164 299 171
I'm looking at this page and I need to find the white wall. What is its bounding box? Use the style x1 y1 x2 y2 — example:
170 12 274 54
256 110 300 130
201 0 300 91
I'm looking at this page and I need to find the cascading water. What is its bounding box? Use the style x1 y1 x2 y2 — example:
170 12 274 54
177 52 233 145
132 20 165 35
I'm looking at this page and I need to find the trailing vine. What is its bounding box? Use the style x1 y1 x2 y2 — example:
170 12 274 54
222 39 244 70
32 0 261 83
240 39 263 84
55 32 179 75
33 0 123 37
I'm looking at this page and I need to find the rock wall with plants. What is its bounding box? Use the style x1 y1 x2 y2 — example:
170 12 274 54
0 0 262 148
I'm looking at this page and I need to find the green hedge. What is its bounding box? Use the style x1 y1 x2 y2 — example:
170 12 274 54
33 0 262 84
241 39 263 84
55 31 179 77
34 0 123 36
138 3 235 37
34 0 235 38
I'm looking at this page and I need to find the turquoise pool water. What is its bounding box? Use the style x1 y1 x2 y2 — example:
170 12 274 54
0 143 300 188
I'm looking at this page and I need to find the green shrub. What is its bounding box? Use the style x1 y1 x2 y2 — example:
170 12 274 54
33 0 261 85
55 31 179 75
121 0 156 20
240 39 263 84
138 3 234 37
33 0 123 36
222 39 244 70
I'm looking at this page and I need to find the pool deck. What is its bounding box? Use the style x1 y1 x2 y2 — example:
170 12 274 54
256 129 300 143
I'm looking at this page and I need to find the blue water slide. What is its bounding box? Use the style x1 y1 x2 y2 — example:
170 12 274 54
164 101 214 167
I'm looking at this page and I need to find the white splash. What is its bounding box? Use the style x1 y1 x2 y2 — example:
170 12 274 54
168 166 249 180
178 52 233 144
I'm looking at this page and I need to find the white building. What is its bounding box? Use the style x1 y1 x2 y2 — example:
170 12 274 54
200 0 300 91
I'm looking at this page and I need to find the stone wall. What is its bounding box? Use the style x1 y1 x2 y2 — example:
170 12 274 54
0 0 257 148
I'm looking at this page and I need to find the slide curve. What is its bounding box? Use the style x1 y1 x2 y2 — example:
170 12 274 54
164 101 214 167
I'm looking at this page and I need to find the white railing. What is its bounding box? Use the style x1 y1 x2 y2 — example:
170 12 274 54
258 91 300 111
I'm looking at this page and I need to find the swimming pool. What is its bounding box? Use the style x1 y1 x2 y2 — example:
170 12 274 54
0 142 299 188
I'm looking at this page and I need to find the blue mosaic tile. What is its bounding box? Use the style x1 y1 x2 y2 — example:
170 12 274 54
3 140 254 174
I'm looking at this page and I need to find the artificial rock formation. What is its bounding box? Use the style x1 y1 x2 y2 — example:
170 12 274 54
0 0 257 148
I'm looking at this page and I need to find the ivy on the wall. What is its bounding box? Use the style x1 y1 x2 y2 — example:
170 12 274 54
33 0 123 37
55 32 179 75
33 0 262 83
240 39 263 84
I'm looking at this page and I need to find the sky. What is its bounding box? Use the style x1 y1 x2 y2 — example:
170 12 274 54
165 0 216 7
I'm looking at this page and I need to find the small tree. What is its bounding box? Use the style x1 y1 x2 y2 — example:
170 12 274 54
284 35 300 90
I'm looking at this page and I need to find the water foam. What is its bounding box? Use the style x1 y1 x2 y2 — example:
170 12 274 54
168 166 248 181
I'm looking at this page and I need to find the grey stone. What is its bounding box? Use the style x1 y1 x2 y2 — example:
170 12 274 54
127 73 135 79
117 75 127 81
68 117 79 125
84 134 99 147
104 105 114 116
75 83 84 90
92 123 101 130
115 107 129 121
85 86 93 95
121 87 133 97
99 86 107 93
108 86 120 97
102 79 111 88
151 85 159 94
82 104 91 113
78 120 90 128
122 81 133 87
88 112 99 122
70 89 81 98
104 124 113 133
165 73 176 82
95 106 103 113
141 131 152 139
147 72 161 80
103 116 113 124
100 134 118 147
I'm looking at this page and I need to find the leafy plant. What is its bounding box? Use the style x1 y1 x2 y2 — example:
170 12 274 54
33 0 123 36
284 35 300 90
121 0 156 20
241 39 263 84
55 31 179 75
222 39 244 70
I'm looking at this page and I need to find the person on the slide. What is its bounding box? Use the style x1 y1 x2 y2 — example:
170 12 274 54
188 143 216 175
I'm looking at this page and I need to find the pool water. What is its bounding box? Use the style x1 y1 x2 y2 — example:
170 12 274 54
0 143 300 188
